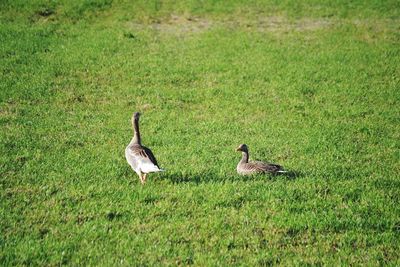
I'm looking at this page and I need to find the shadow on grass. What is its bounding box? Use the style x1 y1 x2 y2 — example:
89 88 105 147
277 170 303 180
157 170 305 184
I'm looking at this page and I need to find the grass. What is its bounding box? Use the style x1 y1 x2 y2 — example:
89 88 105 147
1 0 399 265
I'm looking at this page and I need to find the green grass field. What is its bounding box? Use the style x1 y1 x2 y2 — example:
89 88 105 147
1 0 399 265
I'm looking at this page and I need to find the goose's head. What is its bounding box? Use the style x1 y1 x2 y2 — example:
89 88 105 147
236 144 248 153
133 112 141 120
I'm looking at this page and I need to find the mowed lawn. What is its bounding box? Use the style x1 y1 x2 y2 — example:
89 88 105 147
1 0 399 265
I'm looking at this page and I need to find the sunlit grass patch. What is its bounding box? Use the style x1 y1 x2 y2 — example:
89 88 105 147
1 0 399 265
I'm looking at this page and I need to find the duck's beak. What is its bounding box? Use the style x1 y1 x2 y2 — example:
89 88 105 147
235 147 241 152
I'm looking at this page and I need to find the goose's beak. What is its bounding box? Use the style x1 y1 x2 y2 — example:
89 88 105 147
236 147 241 152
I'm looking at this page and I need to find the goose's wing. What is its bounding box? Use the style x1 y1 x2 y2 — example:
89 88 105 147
128 144 159 167
250 161 283 173
141 146 159 167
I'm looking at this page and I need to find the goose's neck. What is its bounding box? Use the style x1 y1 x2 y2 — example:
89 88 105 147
132 118 141 145
240 151 249 164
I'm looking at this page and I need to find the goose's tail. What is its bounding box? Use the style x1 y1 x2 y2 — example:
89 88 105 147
152 167 165 173
141 163 165 173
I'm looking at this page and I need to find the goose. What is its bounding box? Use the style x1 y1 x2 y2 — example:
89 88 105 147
236 144 286 175
125 112 163 184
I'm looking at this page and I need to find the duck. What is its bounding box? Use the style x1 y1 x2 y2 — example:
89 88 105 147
125 112 163 184
236 144 286 175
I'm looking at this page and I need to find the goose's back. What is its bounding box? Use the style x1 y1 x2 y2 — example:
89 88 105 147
237 161 283 175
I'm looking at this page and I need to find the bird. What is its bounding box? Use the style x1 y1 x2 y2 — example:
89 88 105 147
125 112 163 184
236 144 287 175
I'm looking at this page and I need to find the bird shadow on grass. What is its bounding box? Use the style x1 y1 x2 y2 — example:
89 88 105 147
157 170 304 185
277 170 303 180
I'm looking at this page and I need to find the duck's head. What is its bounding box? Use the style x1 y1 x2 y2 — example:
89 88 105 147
236 144 248 152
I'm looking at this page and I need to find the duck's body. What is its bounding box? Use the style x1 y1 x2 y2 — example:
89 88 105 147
236 144 286 175
125 112 163 184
